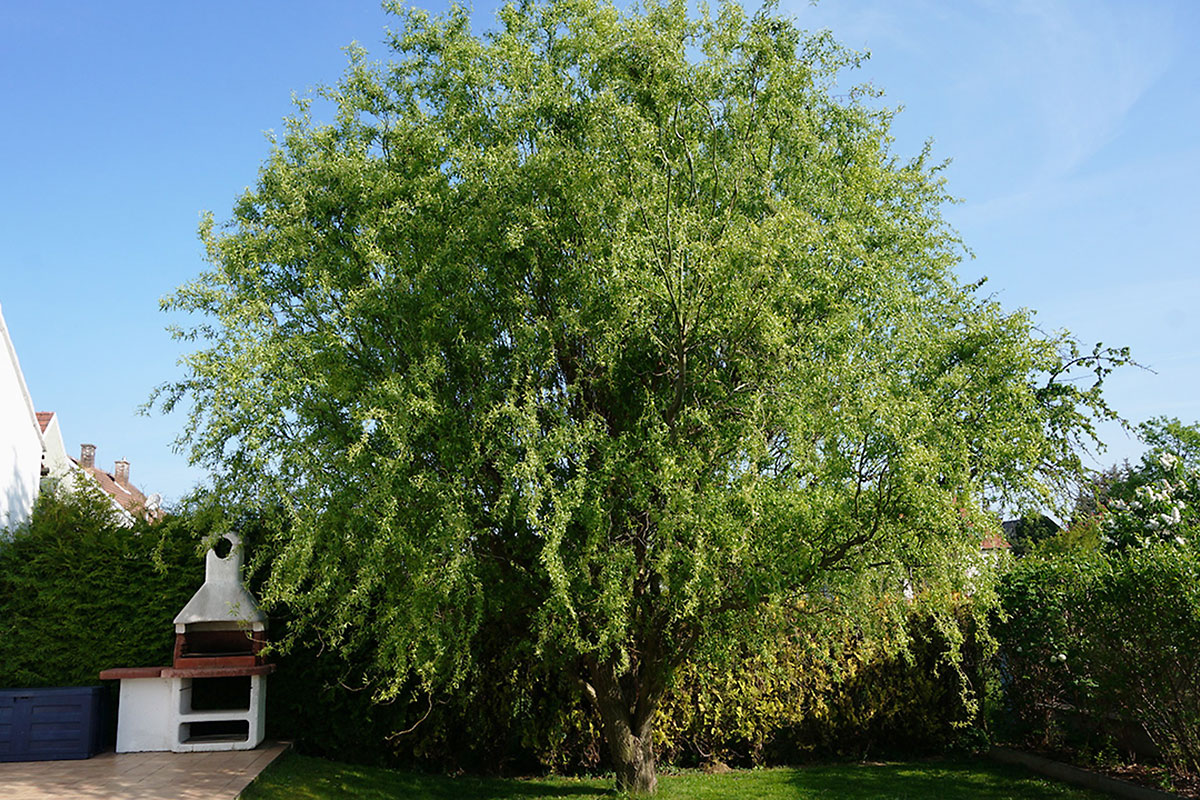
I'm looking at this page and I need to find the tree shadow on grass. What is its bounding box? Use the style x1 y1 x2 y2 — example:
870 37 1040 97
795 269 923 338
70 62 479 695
245 753 613 800
390 774 612 800
784 759 1105 800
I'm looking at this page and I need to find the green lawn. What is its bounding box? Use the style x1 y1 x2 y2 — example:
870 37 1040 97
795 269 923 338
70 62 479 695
241 753 1110 800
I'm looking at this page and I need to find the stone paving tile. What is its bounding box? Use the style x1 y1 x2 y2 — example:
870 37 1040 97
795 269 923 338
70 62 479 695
0 742 288 800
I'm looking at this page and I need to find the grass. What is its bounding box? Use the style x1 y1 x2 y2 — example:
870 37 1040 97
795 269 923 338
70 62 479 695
240 753 1112 800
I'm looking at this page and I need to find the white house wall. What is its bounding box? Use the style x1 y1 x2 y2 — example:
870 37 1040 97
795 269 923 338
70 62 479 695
0 303 43 533
40 413 72 483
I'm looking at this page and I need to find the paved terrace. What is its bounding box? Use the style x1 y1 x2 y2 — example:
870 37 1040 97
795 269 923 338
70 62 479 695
0 742 287 799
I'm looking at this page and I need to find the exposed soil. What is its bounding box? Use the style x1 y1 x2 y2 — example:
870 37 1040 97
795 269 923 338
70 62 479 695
1102 762 1200 799
1021 744 1198 799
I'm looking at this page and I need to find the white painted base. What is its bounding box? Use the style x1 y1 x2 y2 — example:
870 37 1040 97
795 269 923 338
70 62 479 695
114 675 268 753
114 678 174 753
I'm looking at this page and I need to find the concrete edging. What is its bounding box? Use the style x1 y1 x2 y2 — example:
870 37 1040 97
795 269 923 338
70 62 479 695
989 745 1184 800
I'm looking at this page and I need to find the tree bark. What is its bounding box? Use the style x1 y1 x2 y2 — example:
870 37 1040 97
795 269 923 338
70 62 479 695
608 722 657 796
588 657 660 795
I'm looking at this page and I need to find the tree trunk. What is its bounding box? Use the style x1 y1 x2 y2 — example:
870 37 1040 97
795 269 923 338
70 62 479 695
609 722 657 795
588 658 661 795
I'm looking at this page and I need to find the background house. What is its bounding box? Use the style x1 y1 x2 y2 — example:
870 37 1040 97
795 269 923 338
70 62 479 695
37 410 72 480
40 411 162 525
71 442 161 525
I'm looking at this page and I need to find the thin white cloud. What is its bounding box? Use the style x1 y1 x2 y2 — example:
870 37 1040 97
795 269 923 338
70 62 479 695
796 0 931 54
797 1 1178 182
997 0 1175 177
953 140 1200 229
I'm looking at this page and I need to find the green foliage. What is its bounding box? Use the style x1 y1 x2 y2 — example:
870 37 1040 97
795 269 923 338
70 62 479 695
1099 465 1199 550
780 610 991 760
156 0 1124 790
265 614 604 775
996 547 1200 776
1026 518 1100 558
0 487 991 775
1082 546 1200 774
1004 515 1061 557
1091 424 1200 551
993 553 1097 742
656 607 989 767
1138 416 1200 472
1069 462 1133 523
1072 418 1200 551
0 487 203 688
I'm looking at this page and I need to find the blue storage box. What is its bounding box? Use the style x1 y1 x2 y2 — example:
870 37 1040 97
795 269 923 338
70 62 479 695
0 686 106 761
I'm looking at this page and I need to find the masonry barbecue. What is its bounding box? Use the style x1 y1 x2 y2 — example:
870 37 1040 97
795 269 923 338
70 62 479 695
100 533 274 752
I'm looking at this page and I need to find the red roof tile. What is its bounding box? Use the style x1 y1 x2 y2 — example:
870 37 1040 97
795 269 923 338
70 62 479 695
70 457 158 520
980 533 1012 550
36 411 54 433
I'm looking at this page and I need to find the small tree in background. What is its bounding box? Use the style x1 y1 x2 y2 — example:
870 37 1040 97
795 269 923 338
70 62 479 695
157 0 1124 792
1138 416 1200 472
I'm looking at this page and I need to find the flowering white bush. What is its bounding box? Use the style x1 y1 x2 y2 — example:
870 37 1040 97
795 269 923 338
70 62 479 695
1101 452 1197 550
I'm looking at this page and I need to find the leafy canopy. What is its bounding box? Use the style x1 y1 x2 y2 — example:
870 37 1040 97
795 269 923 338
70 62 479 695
158 0 1121 786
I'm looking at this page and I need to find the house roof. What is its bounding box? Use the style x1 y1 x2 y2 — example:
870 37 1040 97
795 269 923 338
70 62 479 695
36 411 54 433
70 456 153 516
980 533 1012 550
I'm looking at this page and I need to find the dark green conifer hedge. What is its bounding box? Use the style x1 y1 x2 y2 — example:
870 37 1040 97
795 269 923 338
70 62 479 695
0 488 202 688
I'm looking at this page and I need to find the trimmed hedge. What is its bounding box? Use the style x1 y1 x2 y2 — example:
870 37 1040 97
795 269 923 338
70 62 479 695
0 488 203 689
262 606 987 774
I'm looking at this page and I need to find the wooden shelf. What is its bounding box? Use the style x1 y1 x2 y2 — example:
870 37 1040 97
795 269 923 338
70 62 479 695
102 664 275 680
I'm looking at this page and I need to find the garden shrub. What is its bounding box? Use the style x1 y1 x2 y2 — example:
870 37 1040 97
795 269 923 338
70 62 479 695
992 552 1097 744
997 545 1200 776
1083 546 1200 774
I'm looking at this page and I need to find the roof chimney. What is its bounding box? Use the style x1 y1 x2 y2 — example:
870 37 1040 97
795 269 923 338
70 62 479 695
114 459 130 486
80 443 96 469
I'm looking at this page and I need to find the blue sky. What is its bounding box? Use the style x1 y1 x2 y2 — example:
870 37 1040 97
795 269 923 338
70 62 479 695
2 0 1197 505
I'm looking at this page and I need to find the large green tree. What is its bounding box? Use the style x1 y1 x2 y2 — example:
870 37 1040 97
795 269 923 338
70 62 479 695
160 0 1121 792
